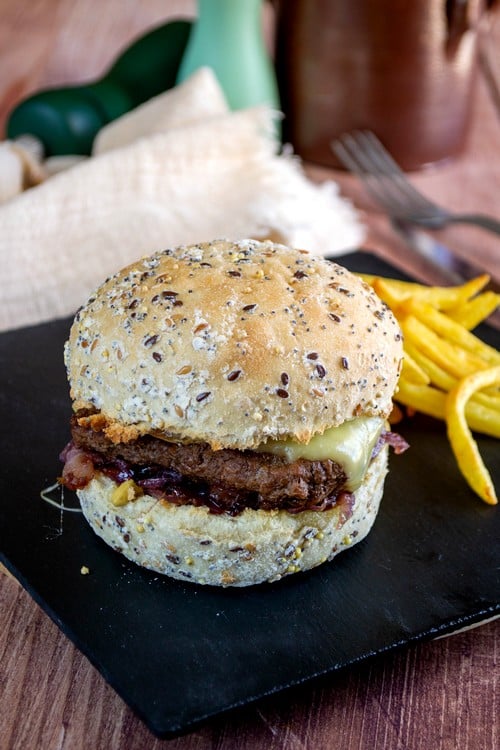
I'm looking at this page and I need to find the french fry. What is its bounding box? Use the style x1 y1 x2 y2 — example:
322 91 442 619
404 342 455 391
357 274 412 294
401 352 430 385
401 316 489 379
445 367 500 504
396 378 447 421
397 378 500 439
372 278 407 311
362 274 490 310
447 291 500 331
425 274 490 310
405 342 500 412
401 298 500 367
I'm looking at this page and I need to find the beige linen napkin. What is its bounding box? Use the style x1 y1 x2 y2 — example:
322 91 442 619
0 69 363 333
93 67 229 154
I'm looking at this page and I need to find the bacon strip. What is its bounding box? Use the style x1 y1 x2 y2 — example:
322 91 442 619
60 443 95 490
382 431 410 454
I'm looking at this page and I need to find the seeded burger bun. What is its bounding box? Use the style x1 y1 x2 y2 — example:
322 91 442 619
64 239 404 586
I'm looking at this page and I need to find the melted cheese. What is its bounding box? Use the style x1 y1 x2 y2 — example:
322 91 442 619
257 417 385 490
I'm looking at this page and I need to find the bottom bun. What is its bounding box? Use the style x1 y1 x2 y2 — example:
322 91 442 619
78 445 388 587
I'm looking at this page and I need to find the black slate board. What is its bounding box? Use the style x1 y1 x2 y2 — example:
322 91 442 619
1 251 499 738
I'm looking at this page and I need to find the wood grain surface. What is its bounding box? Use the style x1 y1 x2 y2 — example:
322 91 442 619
0 2 499 749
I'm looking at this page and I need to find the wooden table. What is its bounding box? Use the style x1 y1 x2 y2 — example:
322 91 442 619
1 2 499 748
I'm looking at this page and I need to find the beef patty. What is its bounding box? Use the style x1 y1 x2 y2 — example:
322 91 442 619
70 411 348 512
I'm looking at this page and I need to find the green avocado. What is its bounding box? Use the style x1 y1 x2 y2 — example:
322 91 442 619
7 19 192 156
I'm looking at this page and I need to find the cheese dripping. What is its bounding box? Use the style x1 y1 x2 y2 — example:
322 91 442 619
257 417 385 490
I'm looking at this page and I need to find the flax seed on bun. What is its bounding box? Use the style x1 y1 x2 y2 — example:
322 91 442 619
63 239 405 586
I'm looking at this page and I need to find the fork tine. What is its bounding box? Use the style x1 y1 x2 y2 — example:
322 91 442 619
352 132 421 213
349 132 427 213
333 131 436 219
361 132 403 175
360 132 435 214
332 136 388 208
331 138 365 178
331 136 388 203
333 133 411 215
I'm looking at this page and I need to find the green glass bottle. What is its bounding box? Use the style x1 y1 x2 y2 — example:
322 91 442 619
176 0 279 112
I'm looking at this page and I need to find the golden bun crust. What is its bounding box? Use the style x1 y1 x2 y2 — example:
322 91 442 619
66 239 403 449
77 444 388 586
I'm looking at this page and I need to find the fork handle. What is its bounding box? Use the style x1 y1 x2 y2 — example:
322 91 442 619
449 213 500 235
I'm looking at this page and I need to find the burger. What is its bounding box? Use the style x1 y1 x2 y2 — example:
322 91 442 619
61 239 406 586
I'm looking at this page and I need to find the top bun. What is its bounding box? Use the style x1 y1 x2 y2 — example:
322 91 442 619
66 239 403 449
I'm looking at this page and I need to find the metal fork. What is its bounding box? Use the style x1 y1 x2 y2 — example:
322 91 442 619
332 131 500 236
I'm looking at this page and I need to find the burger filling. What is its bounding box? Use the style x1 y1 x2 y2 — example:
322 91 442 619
60 409 408 516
